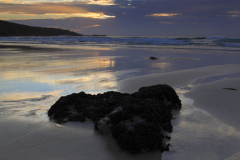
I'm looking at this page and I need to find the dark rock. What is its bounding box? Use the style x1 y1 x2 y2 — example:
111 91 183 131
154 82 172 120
149 56 158 60
223 88 237 91
48 84 181 154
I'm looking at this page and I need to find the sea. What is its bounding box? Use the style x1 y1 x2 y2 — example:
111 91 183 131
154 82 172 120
0 36 240 48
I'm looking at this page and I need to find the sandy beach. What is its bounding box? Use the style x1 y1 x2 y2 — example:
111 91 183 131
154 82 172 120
1 43 240 160
119 63 240 128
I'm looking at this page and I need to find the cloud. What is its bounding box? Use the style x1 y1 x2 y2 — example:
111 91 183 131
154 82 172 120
77 0 117 6
0 0 117 5
0 3 87 14
228 10 240 17
228 11 240 14
0 13 115 20
146 13 182 17
160 22 174 24
0 2 116 19
83 24 100 28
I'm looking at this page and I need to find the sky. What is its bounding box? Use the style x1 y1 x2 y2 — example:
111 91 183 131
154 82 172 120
1 0 240 36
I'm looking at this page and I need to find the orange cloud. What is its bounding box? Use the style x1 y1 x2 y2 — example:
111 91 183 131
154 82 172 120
0 0 45 4
0 2 116 19
0 3 87 14
83 24 100 28
146 13 181 17
1 0 117 5
228 11 240 14
79 0 116 6
228 10 240 17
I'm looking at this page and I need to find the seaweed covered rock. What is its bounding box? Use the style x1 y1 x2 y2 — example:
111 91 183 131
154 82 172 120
48 84 181 154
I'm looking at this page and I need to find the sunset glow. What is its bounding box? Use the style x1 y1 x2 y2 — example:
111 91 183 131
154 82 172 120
146 13 181 17
0 2 116 20
0 13 115 20
83 24 100 28
228 10 240 17
80 0 116 6
0 0 116 5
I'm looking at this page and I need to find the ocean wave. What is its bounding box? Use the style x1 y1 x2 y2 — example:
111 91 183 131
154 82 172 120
208 37 240 47
0 36 239 48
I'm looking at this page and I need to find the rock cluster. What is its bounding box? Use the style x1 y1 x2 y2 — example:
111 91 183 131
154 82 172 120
48 84 181 154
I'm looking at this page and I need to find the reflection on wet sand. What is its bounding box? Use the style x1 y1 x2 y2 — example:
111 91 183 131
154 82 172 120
151 62 172 69
0 90 63 117
0 90 62 102
0 56 116 79
0 45 133 117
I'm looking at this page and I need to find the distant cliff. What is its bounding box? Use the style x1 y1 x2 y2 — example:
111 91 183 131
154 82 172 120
0 20 82 37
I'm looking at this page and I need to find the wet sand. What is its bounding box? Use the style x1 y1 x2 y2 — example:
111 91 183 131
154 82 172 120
1 44 240 160
119 64 240 159
184 77 240 130
119 64 240 130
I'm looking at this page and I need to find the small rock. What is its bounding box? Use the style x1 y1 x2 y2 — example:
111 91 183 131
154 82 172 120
223 88 237 91
149 56 158 60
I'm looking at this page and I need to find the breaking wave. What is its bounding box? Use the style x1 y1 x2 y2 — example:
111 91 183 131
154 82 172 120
0 36 240 48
